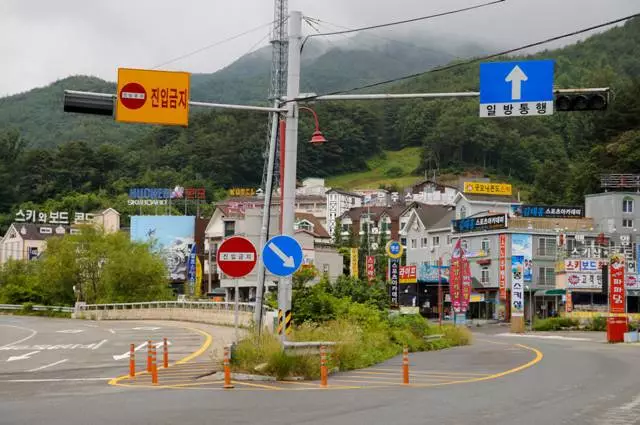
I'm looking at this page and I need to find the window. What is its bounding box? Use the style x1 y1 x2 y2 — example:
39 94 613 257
460 239 468 251
446 235 452 245
481 266 490 284
623 219 633 229
341 223 350 232
401 238 407 247
224 221 235 237
623 197 634 213
411 239 417 249
432 236 440 246
421 237 428 248
481 238 490 253
539 267 555 286
381 220 391 232
323 264 330 274
297 221 312 231
460 206 467 219
537 238 556 256
39 227 52 234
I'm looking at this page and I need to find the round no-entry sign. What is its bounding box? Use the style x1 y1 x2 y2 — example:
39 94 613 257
119 82 147 110
217 236 257 278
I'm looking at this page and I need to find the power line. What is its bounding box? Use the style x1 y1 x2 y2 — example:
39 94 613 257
303 0 505 42
151 21 274 70
297 12 640 100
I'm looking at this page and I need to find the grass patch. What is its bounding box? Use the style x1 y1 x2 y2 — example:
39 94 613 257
326 147 423 190
533 317 580 331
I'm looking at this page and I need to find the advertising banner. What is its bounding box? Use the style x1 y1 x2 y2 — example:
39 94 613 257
418 263 449 283
609 254 626 314
130 216 196 281
512 234 533 282
350 248 359 278
452 214 507 233
512 205 584 218
187 244 197 295
463 182 512 196
399 265 417 284
499 234 507 300
511 255 525 317
566 290 573 313
366 256 376 283
195 256 202 297
566 272 603 290
389 258 400 307
461 260 472 312
450 258 462 313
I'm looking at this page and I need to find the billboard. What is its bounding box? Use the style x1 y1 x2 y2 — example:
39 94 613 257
512 205 584 218
463 181 512 196
452 214 507 233
512 234 533 282
130 216 196 281
511 255 525 316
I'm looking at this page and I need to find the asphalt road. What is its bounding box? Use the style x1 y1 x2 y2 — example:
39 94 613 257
2 318 640 425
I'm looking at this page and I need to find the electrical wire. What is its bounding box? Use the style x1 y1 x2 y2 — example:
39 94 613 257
151 20 275 69
296 12 640 100
303 0 505 42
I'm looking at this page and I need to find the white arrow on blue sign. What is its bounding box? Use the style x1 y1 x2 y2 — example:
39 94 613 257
479 60 555 118
262 235 304 277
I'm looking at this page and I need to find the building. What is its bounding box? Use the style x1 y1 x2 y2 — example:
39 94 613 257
204 206 343 301
354 189 391 207
0 209 121 265
407 180 459 205
326 189 363 240
337 205 405 246
585 191 640 235
218 194 327 225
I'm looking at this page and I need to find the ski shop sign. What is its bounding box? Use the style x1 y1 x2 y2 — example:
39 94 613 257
452 214 507 233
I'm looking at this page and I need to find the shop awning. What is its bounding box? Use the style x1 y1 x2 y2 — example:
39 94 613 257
534 289 565 296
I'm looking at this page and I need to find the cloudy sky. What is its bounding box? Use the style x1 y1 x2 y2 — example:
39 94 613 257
1 0 638 96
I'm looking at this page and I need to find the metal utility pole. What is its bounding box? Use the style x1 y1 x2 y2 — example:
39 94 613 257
253 0 289 331
278 10 302 341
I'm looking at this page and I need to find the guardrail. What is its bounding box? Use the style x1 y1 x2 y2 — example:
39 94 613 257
78 301 256 313
0 304 74 313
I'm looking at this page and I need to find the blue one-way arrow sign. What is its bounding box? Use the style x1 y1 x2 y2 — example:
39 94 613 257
262 235 303 277
479 60 555 118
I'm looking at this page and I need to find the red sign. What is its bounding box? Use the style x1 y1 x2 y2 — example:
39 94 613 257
119 82 147 110
609 254 626 314
450 258 462 313
185 188 206 200
399 265 417 283
461 260 471 312
499 234 507 300
216 236 257 278
366 256 375 283
566 290 573 313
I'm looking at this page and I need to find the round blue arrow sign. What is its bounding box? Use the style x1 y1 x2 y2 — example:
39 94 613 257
262 235 304 277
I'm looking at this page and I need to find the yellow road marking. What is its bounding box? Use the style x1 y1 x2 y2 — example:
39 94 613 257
368 368 490 376
277 380 322 387
232 381 283 390
109 326 213 387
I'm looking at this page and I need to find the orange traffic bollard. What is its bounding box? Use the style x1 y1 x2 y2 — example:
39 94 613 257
402 346 409 385
163 337 169 369
151 345 158 385
129 343 136 378
147 340 152 372
320 345 328 388
223 345 234 389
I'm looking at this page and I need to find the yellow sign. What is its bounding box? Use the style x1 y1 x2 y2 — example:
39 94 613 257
350 248 359 278
115 68 190 126
195 256 202 298
463 181 512 196
228 188 257 197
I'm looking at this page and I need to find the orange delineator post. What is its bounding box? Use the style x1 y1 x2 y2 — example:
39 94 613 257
163 337 169 369
402 346 409 385
223 345 234 389
147 340 152 372
151 345 158 385
320 345 328 388
129 343 136 378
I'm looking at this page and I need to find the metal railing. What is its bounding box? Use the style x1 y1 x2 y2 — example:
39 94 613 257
78 301 256 313
0 304 74 313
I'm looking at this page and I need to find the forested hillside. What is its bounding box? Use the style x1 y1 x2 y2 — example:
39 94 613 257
0 19 640 232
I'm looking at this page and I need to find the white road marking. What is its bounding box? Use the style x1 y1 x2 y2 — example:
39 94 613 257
496 333 592 341
2 377 112 383
620 394 640 411
56 329 84 334
28 359 68 372
132 327 161 331
112 340 171 360
7 351 40 362
0 340 108 351
107 329 116 334
0 325 38 348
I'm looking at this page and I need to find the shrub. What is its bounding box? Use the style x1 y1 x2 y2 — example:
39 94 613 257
586 316 607 331
533 317 579 331
21 302 35 313
384 166 404 178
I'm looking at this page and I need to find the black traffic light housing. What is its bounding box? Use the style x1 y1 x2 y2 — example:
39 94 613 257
63 90 115 116
554 89 610 112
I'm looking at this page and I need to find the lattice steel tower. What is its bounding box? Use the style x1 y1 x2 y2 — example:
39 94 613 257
260 0 289 192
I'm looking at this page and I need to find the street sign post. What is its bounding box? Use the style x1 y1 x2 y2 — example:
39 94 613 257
262 235 303 277
479 60 555 118
385 240 404 259
217 236 257 342
116 68 190 126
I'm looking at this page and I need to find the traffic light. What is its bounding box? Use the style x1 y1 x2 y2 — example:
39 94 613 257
63 90 114 116
554 89 609 112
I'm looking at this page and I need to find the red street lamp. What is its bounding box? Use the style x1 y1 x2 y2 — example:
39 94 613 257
299 106 327 145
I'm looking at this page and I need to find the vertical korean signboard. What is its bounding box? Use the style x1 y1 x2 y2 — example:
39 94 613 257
450 239 464 313
607 253 627 342
366 256 376 283
512 234 533 282
499 234 507 300
511 255 525 316
461 260 472 312
350 248 359 278
389 258 400 307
